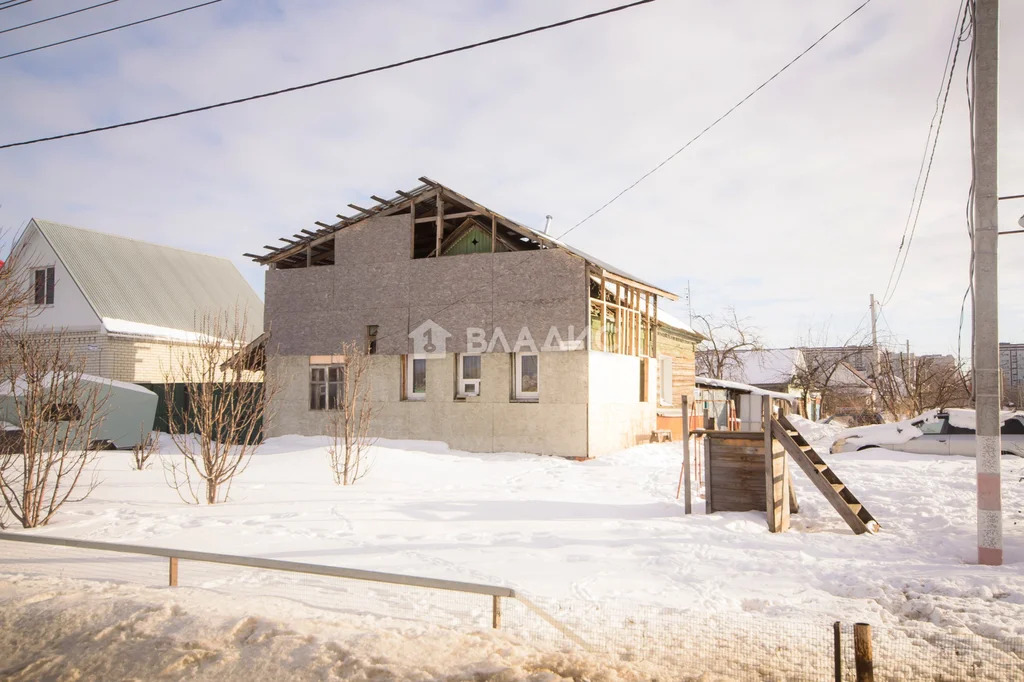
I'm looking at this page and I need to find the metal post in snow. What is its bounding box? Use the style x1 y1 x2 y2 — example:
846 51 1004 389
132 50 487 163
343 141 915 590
682 394 691 514
972 0 1002 566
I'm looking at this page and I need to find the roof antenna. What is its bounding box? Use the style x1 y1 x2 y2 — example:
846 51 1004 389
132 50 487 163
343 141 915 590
543 215 553 234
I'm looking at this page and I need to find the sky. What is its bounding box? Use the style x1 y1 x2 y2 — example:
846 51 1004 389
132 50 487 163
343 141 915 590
0 0 1021 357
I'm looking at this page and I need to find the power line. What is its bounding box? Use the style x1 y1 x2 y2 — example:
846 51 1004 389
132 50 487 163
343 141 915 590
957 0 977 381
0 0 120 37
0 0 35 12
0 0 220 61
879 1 970 306
0 0 658 151
555 0 874 241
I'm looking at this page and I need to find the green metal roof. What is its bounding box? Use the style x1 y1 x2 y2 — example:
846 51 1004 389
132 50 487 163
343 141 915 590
30 219 263 339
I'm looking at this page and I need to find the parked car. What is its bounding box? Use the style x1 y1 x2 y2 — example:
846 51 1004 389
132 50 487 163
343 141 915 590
830 408 1024 457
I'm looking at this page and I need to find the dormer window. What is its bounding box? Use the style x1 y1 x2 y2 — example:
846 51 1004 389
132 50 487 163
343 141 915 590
34 266 55 305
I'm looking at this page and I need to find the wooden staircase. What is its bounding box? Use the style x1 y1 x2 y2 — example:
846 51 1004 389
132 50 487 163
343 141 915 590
771 415 880 535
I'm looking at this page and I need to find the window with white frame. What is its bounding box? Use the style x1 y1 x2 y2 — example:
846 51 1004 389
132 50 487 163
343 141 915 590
456 353 481 397
405 354 427 400
514 352 539 400
659 356 674 406
33 266 55 306
310 364 344 410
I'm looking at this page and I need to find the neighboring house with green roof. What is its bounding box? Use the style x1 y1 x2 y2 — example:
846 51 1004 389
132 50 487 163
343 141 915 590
6 219 263 383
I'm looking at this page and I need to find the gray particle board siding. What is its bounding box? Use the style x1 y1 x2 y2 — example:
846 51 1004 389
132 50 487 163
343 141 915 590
266 214 588 356
31 219 263 339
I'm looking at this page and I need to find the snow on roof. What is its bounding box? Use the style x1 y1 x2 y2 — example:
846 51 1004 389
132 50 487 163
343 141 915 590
656 307 699 337
102 318 226 344
695 375 800 402
722 349 805 386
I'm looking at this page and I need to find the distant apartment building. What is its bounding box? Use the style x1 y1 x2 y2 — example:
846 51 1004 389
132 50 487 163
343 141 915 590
1001 343 1024 389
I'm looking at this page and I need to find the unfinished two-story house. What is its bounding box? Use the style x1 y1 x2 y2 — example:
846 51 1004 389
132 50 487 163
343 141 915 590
248 178 697 457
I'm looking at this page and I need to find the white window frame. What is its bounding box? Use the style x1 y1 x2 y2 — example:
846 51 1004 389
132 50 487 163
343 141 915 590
405 354 427 401
514 352 539 401
456 353 482 398
33 265 55 306
659 355 674 406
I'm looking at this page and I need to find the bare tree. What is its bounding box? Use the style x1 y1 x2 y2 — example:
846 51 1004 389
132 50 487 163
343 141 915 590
0 329 107 528
325 342 379 486
791 324 874 419
0 229 36 328
163 311 274 504
693 308 763 379
875 352 970 419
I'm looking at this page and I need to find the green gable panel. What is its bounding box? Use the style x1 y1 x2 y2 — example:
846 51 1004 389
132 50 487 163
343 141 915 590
443 225 492 256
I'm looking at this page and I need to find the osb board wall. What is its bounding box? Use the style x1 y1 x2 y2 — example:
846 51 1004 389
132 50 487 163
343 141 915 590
264 214 589 356
704 431 783 514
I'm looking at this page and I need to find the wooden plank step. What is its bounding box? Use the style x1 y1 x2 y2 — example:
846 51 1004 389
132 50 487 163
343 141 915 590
815 463 828 472
848 503 862 514
770 418 876 535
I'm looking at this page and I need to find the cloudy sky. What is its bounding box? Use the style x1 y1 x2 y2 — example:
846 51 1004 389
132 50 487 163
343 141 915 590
0 0 1020 356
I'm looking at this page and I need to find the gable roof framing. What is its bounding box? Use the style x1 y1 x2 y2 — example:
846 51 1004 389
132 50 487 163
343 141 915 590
246 177 677 300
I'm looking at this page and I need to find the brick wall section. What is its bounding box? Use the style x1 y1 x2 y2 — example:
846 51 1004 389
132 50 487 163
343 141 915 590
656 327 699 408
43 332 197 383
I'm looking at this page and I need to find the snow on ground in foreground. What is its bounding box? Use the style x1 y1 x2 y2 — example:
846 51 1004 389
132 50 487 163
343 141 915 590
1 433 1023 677
0 574 668 682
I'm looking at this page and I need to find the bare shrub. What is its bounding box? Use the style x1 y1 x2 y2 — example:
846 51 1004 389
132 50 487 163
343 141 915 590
131 428 158 471
0 330 107 528
325 342 379 485
163 311 274 504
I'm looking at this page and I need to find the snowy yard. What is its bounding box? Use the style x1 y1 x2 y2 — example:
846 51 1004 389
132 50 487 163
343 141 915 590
2 427 1023 679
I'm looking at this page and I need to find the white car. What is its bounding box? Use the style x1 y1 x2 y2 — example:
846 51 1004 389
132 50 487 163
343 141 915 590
830 408 1024 457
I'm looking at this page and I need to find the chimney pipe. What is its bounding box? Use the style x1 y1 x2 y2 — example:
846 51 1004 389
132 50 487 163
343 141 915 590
543 215 553 234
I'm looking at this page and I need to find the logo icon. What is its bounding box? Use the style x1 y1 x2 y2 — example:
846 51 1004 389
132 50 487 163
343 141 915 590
409 319 451 358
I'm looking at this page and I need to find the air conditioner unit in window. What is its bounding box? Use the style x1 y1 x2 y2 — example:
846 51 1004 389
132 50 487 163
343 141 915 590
461 379 480 397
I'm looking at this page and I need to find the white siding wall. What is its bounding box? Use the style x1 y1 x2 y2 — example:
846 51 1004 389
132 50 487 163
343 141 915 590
13 223 102 332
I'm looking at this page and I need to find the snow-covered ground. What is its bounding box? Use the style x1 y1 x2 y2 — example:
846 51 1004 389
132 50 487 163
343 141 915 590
2 426 1023 679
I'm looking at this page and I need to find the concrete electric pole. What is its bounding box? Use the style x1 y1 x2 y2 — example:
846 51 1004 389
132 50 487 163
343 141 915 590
870 293 880 381
972 0 1002 566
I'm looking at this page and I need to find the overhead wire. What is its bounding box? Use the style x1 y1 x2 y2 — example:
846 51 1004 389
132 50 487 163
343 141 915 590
956 0 977 392
0 0 658 150
0 0 35 12
0 0 120 37
879 0 970 307
555 0 874 241
0 0 221 61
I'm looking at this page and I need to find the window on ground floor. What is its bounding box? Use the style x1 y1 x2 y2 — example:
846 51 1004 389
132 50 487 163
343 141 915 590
457 353 481 397
514 352 539 401
405 354 426 400
310 364 344 410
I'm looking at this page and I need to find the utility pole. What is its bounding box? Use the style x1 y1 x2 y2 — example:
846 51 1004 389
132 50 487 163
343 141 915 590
972 0 1001 566
870 295 880 403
